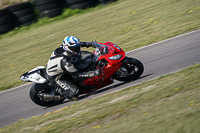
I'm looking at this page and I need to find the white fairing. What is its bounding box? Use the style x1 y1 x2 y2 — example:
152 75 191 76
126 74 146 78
20 66 47 83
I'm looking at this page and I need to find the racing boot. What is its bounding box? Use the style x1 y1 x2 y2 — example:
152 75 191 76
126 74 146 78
56 79 79 99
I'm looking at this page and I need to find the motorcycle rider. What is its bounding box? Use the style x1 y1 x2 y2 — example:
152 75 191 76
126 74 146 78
46 36 100 99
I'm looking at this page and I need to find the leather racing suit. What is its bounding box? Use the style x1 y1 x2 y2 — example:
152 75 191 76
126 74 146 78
45 41 98 98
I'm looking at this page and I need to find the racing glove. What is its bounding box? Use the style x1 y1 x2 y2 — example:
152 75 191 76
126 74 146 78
80 41 97 48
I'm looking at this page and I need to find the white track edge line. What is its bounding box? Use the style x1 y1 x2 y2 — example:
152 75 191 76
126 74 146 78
126 29 200 53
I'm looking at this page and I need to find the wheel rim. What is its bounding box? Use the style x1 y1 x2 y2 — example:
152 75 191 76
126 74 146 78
117 64 139 78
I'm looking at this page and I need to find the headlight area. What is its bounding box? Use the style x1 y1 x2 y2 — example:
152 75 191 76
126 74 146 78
108 55 122 60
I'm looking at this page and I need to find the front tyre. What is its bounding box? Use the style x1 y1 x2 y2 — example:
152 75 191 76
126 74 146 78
29 83 64 107
113 57 144 81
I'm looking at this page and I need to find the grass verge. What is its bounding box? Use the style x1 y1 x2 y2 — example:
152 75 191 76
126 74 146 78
0 0 200 90
0 0 29 9
0 64 200 133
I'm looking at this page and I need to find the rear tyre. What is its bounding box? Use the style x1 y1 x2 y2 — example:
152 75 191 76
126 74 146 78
113 57 144 81
29 83 64 107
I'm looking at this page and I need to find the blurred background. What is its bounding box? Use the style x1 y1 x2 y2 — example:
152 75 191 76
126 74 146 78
0 0 116 34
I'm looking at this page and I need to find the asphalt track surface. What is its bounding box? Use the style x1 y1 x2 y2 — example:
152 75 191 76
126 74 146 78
0 30 200 128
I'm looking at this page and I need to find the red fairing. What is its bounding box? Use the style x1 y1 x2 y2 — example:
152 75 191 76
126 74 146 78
103 42 125 65
83 42 125 89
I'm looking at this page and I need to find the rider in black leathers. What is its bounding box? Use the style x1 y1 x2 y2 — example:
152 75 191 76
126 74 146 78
45 36 100 99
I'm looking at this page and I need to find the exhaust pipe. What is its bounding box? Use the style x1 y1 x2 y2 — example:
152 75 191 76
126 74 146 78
38 93 64 101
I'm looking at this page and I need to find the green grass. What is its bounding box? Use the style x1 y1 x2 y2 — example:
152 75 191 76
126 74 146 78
1 64 200 133
0 0 28 8
0 0 200 91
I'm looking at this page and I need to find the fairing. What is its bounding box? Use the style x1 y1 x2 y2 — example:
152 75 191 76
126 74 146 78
20 66 47 83
82 42 125 89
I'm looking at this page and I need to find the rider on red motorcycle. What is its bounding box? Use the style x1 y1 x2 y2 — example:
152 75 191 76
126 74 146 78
46 36 100 99
20 35 144 107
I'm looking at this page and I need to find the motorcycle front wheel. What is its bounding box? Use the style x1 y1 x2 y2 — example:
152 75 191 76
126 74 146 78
29 83 64 107
113 57 144 81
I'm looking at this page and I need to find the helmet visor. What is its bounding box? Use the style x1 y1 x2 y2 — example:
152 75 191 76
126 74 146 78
69 45 81 52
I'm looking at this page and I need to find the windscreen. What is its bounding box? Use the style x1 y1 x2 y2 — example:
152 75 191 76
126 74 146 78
94 43 108 61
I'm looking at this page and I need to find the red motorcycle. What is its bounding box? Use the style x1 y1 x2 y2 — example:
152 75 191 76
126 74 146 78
20 42 144 107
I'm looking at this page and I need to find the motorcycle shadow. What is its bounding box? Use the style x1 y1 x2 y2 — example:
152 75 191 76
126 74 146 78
77 73 153 101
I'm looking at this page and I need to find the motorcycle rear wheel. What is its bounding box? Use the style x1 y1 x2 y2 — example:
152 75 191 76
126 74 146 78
113 57 144 81
29 83 64 107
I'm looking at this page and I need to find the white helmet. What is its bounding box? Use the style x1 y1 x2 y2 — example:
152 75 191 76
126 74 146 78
63 36 81 55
